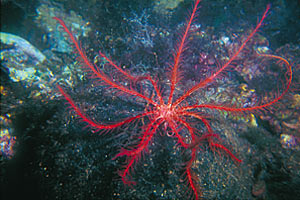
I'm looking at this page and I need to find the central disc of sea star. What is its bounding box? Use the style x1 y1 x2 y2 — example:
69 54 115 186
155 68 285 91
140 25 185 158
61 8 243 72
157 104 176 120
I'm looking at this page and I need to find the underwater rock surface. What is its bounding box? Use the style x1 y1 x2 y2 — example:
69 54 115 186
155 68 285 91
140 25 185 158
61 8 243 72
1 0 300 200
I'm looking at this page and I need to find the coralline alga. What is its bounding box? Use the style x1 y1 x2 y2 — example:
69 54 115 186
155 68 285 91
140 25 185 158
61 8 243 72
53 0 292 199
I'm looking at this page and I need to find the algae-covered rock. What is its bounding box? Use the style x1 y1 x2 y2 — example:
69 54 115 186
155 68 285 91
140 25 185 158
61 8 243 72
0 32 54 98
1 32 46 64
35 1 91 53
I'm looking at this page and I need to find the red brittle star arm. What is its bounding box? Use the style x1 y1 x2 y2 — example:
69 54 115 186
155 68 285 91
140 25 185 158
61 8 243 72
53 17 158 107
98 51 137 81
168 120 190 148
182 54 292 113
181 111 242 162
112 119 163 186
98 52 164 104
168 0 202 105
176 116 240 200
184 148 200 199
167 113 203 149
58 85 154 130
174 4 271 107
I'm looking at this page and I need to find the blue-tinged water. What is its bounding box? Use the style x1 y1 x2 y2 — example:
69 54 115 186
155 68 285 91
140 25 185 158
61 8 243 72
1 1 299 200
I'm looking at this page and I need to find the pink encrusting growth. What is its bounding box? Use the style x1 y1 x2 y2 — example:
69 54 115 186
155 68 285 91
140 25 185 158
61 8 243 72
53 0 293 199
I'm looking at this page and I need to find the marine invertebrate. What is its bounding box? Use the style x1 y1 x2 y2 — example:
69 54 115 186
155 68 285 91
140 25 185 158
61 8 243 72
53 0 292 199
